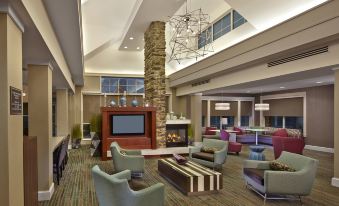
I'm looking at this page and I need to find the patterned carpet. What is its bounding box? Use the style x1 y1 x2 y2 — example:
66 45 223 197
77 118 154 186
39 145 339 206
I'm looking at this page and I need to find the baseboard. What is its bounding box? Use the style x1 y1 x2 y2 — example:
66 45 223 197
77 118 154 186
38 183 54 201
331 177 339 187
304 145 334 153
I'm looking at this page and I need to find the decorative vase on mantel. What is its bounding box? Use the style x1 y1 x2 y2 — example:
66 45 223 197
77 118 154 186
120 91 127 107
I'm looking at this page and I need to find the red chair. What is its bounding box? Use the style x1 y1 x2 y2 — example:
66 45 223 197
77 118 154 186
272 136 305 159
205 127 217 135
220 130 242 155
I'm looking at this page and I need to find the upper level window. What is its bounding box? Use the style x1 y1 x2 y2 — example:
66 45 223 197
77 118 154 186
101 77 144 94
213 13 231 40
198 26 212 49
232 10 247 29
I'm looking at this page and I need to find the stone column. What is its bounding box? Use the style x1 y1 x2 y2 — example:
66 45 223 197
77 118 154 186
56 89 69 136
144 21 166 147
28 64 53 197
333 68 339 187
190 93 203 143
0 13 24 206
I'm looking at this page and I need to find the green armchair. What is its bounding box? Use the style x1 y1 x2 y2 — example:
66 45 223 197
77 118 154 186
110 142 144 175
243 151 319 204
92 165 165 206
189 138 228 169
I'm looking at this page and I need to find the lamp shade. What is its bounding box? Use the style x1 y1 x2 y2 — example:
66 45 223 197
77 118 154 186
221 117 228 125
255 103 270 111
215 103 230 110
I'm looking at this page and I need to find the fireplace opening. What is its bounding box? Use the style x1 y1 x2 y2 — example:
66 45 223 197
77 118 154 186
166 124 188 147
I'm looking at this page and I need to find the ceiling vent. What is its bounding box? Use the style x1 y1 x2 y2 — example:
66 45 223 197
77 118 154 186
192 79 210 87
268 46 328 67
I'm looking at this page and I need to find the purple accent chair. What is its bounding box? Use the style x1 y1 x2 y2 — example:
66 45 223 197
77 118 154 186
220 130 242 155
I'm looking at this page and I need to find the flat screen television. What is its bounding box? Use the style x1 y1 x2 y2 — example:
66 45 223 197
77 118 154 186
111 114 145 136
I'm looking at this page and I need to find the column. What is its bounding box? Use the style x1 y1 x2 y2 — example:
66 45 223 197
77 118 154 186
207 100 211 127
0 13 24 206
190 93 203 142
56 89 69 136
237 100 241 126
333 68 339 187
144 21 166 147
28 64 53 198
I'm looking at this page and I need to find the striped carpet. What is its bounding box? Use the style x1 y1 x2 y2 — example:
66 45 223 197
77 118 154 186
39 145 339 206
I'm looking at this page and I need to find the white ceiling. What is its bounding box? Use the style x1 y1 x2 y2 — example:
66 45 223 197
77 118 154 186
203 67 335 95
81 0 329 76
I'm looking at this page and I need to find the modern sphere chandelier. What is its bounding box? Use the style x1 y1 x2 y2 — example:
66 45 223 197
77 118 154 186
168 0 213 63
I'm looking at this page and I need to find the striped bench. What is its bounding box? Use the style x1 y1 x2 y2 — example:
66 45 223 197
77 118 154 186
158 158 223 195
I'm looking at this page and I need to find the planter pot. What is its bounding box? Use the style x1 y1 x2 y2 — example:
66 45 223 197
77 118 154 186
90 132 96 139
72 139 81 149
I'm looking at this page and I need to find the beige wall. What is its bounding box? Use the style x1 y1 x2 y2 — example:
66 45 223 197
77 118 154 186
69 87 82 136
171 88 189 116
0 13 24 206
83 76 100 92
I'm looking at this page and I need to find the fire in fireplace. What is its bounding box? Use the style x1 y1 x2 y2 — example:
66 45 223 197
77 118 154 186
166 124 188 147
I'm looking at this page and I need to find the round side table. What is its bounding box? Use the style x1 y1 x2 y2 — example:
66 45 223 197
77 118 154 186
249 145 266 160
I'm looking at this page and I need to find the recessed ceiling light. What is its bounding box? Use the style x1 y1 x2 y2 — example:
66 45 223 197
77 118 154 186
280 86 285 89
246 91 251 93
316 81 323 84
124 46 128 49
136 47 140 50
22 92 26 97
129 37 134 40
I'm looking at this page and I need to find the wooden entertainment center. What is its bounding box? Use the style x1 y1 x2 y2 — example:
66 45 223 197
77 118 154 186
101 107 157 160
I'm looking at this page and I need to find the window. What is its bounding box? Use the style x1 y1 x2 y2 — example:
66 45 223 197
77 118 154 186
233 10 247 29
285 116 303 130
210 116 234 129
101 77 144 94
241 116 250 126
265 116 283 128
213 13 231 40
198 27 212 49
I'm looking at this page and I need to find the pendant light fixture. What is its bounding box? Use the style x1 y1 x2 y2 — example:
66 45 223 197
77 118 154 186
215 89 230 111
255 89 270 111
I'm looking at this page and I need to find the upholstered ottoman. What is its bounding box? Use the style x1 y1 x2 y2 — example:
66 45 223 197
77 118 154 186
249 145 265 160
228 142 242 155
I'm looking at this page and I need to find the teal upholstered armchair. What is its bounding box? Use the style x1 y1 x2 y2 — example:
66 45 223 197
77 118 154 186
189 138 228 169
92 165 165 206
110 142 145 175
243 151 319 204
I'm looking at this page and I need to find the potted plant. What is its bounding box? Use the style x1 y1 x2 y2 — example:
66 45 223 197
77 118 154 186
90 115 98 139
71 124 82 149
187 124 194 146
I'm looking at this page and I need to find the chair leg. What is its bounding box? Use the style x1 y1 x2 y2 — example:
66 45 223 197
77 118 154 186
264 194 267 206
299 196 303 206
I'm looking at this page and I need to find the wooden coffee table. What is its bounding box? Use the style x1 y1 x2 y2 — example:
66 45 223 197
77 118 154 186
158 158 223 196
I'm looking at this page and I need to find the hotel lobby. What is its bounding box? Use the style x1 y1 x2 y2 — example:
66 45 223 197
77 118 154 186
2 0 339 205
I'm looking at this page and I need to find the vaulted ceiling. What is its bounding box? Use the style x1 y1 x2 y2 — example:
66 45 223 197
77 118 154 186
81 0 328 76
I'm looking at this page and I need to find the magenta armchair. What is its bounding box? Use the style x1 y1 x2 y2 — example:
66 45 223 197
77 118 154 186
272 136 305 159
221 130 242 155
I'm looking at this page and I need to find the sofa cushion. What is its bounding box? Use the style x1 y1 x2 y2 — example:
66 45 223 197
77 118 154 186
243 168 266 186
128 179 148 191
273 129 288 137
120 150 127 155
201 146 219 154
192 152 214 162
269 161 296 172
233 127 243 135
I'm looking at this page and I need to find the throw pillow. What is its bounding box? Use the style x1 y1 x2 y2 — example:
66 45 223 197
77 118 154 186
273 129 288 137
201 146 219 154
269 161 296 172
120 150 127 155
